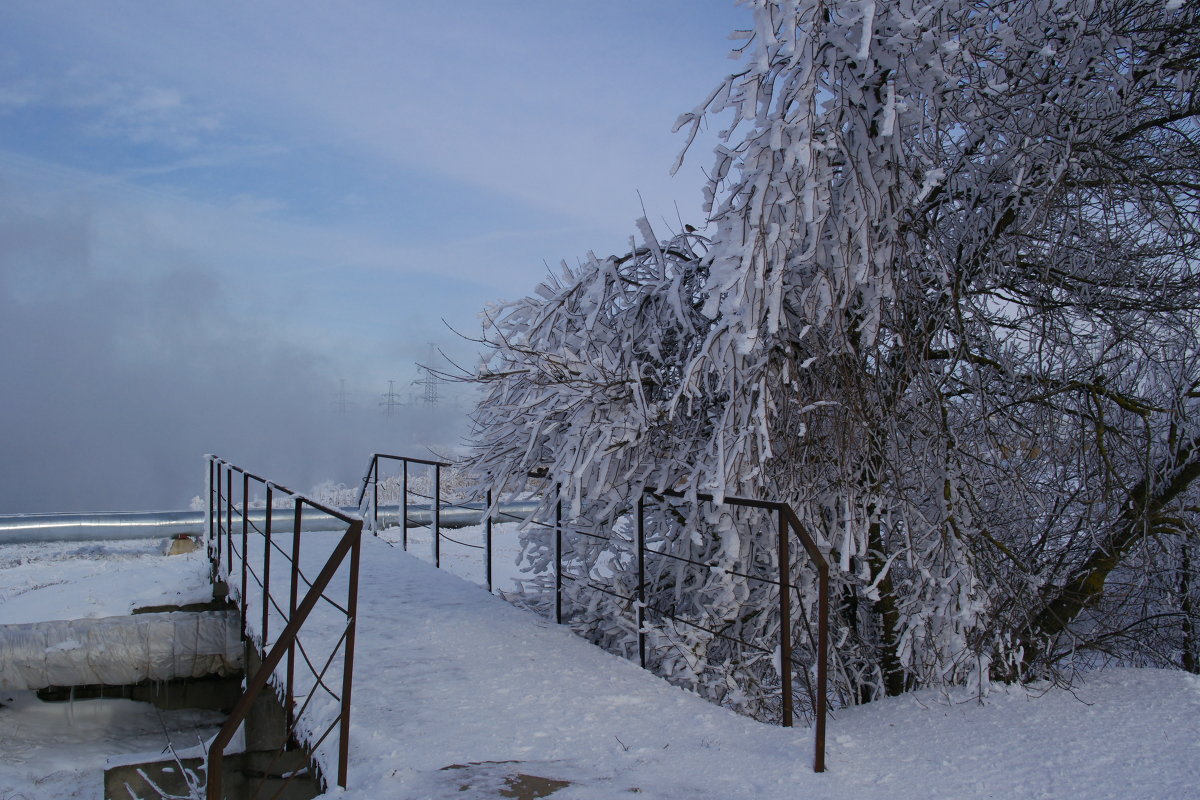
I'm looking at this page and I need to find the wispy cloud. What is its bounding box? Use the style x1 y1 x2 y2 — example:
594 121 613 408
78 83 224 150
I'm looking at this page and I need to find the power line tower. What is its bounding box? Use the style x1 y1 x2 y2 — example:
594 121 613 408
332 378 352 414
380 379 404 417
413 343 444 406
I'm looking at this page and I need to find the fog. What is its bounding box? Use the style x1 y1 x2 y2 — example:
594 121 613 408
0 3 746 513
0 187 469 513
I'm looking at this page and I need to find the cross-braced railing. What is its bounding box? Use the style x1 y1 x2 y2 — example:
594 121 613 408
205 455 362 799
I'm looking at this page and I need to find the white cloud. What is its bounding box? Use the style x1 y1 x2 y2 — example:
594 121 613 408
3 1 742 230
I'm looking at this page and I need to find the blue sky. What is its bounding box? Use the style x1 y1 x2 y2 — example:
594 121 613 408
0 1 750 511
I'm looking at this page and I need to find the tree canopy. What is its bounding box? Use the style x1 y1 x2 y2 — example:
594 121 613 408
468 0 1200 712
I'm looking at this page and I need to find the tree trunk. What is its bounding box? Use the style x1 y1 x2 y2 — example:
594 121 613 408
1182 540 1197 674
867 518 906 696
1013 436 1200 677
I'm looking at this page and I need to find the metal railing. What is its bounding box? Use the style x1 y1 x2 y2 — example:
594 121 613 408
357 453 449 561
206 455 363 799
355 454 828 772
357 453 534 592
540 486 829 772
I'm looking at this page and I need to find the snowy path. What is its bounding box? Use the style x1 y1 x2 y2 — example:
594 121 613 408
306 535 1200 800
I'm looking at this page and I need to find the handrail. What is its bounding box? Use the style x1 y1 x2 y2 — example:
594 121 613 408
548 486 829 773
358 452 453 574
206 455 362 799
354 454 828 773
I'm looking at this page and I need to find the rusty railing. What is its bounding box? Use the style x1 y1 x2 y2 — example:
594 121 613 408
547 487 829 772
206 455 363 799
357 454 526 592
353 454 828 773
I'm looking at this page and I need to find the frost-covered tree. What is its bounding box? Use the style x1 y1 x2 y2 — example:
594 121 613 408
469 0 1200 712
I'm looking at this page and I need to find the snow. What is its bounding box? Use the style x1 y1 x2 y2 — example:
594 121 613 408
377 521 528 592
2 528 1198 798
0 536 225 798
0 538 213 625
0 690 224 800
231 532 1200 800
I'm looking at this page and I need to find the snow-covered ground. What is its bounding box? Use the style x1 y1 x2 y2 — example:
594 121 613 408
0 538 213 625
231 530 1200 800
2 528 1199 799
0 536 223 799
378 520 530 592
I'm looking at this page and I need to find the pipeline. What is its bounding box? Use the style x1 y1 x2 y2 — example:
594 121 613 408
0 611 242 691
0 501 541 545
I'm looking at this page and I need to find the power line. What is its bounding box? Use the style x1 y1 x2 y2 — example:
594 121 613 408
413 343 444 406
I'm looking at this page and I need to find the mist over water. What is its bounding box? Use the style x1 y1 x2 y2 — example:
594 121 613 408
0 4 745 514
0 186 471 514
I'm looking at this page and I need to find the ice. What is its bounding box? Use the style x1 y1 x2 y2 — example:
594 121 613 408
0 690 224 800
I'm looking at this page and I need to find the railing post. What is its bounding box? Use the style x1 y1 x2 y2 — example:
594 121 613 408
433 464 441 568
216 460 225 581
338 522 363 788
287 500 302 732
401 460 409 551
637 494 646 669
207 459 217 582
240 472 249 638
815 560 828 773
208 751 224 800
372 456 379 534
555 484 562 625
778 507 793 728
225 466 233 577
263 485 273 647
485 489 494 592
206 458 214 562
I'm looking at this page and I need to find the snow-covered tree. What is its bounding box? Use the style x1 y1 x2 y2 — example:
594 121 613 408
469 0 1200 714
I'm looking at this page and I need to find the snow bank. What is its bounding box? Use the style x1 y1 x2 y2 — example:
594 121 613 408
0 538 214 625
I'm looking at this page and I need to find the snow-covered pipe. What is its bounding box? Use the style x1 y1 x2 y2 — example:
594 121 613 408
0 502 540 545
0 510 207 544
0 611 242 691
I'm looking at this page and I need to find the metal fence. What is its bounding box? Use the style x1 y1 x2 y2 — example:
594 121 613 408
357 453 531 593
355 454 828 772
206 455 363 799
546 486 829 772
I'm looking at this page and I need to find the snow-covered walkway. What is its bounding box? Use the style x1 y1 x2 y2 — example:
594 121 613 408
314 535 1200 800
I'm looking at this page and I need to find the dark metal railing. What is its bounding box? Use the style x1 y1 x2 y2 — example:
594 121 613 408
545 486 829 772
357 453 449 562
357 454 528 593
206 455 363 799
354 454 828 773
